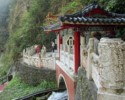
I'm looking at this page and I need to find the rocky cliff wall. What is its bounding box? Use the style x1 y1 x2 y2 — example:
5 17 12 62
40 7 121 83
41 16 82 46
16 62 56 86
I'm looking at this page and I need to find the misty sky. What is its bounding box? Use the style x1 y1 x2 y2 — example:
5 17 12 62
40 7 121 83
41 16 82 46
0 0 10 12
0 0 10 7
0 0 10 28
0 0 10 17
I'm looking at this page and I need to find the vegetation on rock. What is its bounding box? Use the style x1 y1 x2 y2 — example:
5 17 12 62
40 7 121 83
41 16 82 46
0 75 56 100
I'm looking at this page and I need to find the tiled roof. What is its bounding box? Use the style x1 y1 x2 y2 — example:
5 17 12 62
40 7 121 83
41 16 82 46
59 2 125 24
81 2 125 17
43 2 125 32
60 17 125 24
42 22 62 32
60 2 125 18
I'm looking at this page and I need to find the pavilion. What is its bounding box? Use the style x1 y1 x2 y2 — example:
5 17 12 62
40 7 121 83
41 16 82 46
43 2 125 100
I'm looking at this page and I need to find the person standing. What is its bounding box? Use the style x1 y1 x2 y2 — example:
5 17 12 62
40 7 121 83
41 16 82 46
35 45 41 58
41 45 46 58
51 41 55 52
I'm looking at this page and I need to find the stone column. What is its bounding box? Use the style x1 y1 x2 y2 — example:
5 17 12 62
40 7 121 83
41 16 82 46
80 36 86 48
98 38 125 89
122 42 125 87
87 38 94 80
80 36 86 67
97 38 125 100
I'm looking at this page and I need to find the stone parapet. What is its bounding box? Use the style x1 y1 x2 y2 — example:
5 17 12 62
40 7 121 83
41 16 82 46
97 38 125 100
98 89 125 100
98 38 125 89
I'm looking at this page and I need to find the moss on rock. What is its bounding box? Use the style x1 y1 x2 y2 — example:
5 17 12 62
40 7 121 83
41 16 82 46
75 67 97 100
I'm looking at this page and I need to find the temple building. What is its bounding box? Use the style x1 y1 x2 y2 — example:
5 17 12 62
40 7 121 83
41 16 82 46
43 2 125 100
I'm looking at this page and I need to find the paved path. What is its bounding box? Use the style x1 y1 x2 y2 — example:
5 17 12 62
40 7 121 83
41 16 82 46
0 82 7 92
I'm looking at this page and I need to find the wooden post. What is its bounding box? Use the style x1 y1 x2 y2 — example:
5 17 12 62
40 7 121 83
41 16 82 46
74 31 80 73
58 33 62 60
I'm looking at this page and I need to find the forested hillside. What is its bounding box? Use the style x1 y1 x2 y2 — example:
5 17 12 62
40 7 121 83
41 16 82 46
0 0 125 76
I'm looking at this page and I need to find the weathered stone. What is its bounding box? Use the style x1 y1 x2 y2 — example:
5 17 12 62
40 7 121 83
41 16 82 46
98 38 125 89
75 67 97 100
87 38 94 80
98 89 125 100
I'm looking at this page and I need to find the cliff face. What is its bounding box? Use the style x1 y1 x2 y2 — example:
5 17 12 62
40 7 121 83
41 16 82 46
0 0 10 53
9 0 30 33
0 0 32 76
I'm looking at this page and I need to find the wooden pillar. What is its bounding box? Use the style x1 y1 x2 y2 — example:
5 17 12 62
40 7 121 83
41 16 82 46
74 31 80 73
58 33 62 60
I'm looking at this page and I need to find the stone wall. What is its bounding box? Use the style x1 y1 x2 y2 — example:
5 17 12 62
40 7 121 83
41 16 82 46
75 67 97 100
16 62 56 86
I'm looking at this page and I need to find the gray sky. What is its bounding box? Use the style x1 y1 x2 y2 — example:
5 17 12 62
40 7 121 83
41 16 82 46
0 0 10 14
0 0 10 10
0 0 10 6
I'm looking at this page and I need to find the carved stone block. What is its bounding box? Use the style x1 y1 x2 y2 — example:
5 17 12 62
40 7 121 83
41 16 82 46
98 38 125 89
